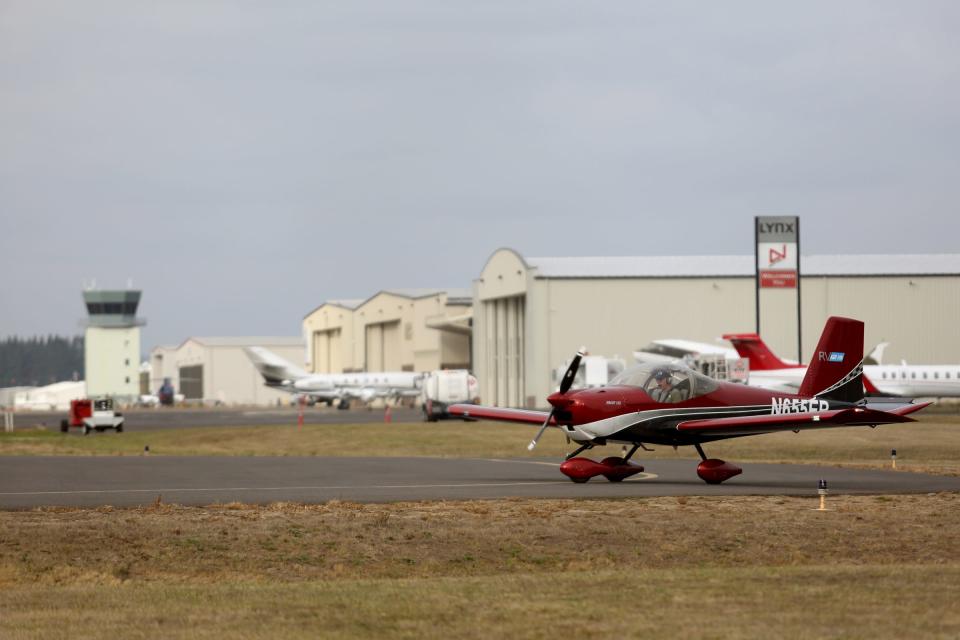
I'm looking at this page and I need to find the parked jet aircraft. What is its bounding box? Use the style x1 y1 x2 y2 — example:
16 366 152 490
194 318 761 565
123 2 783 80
245 347 422 408
633 339 738 364
449 317 928 484
725 333 960 397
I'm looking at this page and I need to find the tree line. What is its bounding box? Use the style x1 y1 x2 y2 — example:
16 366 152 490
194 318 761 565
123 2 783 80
0 335 84 387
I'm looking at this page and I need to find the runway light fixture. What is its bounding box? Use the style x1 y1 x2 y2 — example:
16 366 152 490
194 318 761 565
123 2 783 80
816 479 829 511
891 449 897 470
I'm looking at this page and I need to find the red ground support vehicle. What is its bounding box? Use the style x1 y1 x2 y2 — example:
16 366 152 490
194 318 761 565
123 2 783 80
60 398 124 435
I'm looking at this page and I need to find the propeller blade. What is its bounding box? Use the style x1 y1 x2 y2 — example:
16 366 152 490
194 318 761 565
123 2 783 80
558 349 586 395
527 409 555 451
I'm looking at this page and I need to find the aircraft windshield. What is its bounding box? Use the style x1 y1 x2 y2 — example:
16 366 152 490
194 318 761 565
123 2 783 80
609 362 719 403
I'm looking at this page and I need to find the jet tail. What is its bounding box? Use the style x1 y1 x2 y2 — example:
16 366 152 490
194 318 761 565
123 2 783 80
722 332 799 370
244 347 308 387
799 317 864 402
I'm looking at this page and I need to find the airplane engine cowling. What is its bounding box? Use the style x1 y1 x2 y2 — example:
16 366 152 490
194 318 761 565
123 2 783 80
696 459 742 484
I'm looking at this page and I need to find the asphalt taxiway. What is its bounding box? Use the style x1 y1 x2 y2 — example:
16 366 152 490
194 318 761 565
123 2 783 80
2 455 958 509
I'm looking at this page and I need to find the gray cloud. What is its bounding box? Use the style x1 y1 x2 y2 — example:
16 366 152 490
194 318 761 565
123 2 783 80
1 1 958 348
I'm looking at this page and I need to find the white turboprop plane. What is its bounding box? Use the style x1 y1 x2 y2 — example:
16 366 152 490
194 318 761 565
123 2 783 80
244 347 422 408
724 333 960 397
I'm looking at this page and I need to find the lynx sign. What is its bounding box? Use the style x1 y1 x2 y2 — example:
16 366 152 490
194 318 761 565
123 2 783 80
756 216 799 289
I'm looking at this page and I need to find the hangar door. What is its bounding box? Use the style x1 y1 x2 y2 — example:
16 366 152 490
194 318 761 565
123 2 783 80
484 296 525 408
365 321 401 372
312 329 342 373
179 365 203 400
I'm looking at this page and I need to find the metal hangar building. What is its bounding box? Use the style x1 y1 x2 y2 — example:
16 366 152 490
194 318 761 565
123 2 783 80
302 289 473 375
149 336 304 406
473 248 960 408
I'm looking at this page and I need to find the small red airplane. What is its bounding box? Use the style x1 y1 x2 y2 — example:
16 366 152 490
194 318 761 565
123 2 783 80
449 317 929 484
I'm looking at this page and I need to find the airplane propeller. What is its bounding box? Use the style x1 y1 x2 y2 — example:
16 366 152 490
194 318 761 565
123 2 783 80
527 348 585 451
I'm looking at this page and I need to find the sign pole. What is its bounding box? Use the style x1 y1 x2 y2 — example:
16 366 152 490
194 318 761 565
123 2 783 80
754 216 760 334
796 217 802 363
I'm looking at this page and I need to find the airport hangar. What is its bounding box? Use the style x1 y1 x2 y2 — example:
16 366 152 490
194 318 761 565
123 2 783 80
474 248 960 409
149 337 305 406
302 289 472 375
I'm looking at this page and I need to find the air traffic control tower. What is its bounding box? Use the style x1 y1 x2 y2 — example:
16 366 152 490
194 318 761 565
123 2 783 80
83 289 145 401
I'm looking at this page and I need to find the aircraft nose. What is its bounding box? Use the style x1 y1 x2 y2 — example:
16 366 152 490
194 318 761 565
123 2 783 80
547 391 574 409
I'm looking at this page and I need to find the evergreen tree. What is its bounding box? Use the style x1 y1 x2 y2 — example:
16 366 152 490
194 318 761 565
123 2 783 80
0 335 84 387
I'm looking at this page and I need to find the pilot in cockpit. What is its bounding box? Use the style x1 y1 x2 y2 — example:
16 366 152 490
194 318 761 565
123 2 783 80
649 368 684 403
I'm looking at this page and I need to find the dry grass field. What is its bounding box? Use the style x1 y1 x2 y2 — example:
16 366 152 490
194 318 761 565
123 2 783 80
2 494 959 638
2 414 959 475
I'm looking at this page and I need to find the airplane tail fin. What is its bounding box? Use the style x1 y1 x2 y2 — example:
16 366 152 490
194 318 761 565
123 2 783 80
722 333 797 370
866 342 889 365
799 317 864 402
244 347 308 386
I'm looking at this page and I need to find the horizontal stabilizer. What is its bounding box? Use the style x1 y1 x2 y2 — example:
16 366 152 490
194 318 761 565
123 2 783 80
887 401 932 417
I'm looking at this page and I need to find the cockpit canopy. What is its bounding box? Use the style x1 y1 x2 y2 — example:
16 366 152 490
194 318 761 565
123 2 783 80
608 362 719 403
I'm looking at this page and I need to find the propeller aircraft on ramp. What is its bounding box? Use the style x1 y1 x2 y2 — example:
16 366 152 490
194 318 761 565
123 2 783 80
449 317 929 485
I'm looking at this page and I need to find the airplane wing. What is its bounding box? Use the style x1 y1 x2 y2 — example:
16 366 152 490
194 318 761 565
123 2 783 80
674 407 916 438
447 404 555 425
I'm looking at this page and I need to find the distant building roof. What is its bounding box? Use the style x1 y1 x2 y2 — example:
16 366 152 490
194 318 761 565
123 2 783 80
351 288 473 310
181 337 305 348
305 290 473 320
326 299 363 310
524 254 960 279
382 288 470 300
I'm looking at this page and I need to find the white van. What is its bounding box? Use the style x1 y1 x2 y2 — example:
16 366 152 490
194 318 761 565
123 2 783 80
421 370 479 421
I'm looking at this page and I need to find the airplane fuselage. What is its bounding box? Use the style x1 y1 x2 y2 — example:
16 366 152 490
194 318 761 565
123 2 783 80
736 364 960 397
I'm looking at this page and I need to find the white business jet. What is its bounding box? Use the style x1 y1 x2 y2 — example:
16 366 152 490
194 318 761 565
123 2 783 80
244 347 422 409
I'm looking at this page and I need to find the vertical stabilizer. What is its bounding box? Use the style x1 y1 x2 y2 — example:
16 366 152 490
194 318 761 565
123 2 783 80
722 333 799 370
799 317 864 402
244 347 308 386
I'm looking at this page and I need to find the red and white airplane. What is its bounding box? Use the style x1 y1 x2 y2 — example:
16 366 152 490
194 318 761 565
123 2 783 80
449 317 928 485
725 333 960 397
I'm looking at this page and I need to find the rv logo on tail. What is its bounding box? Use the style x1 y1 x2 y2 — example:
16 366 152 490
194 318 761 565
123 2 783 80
818 351 845 362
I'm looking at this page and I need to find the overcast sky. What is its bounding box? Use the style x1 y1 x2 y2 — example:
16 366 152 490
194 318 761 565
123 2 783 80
1 1 958 350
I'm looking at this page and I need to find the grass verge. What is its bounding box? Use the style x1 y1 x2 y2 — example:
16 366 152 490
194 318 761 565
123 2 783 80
1 494 959 638
2 415 959 475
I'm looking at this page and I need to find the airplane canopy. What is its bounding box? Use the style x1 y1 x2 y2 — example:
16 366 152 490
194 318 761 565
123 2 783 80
609 362 719 402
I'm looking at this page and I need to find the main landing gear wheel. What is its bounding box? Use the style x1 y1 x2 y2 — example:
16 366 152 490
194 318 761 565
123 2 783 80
693 443 742 484
559 455 645 483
